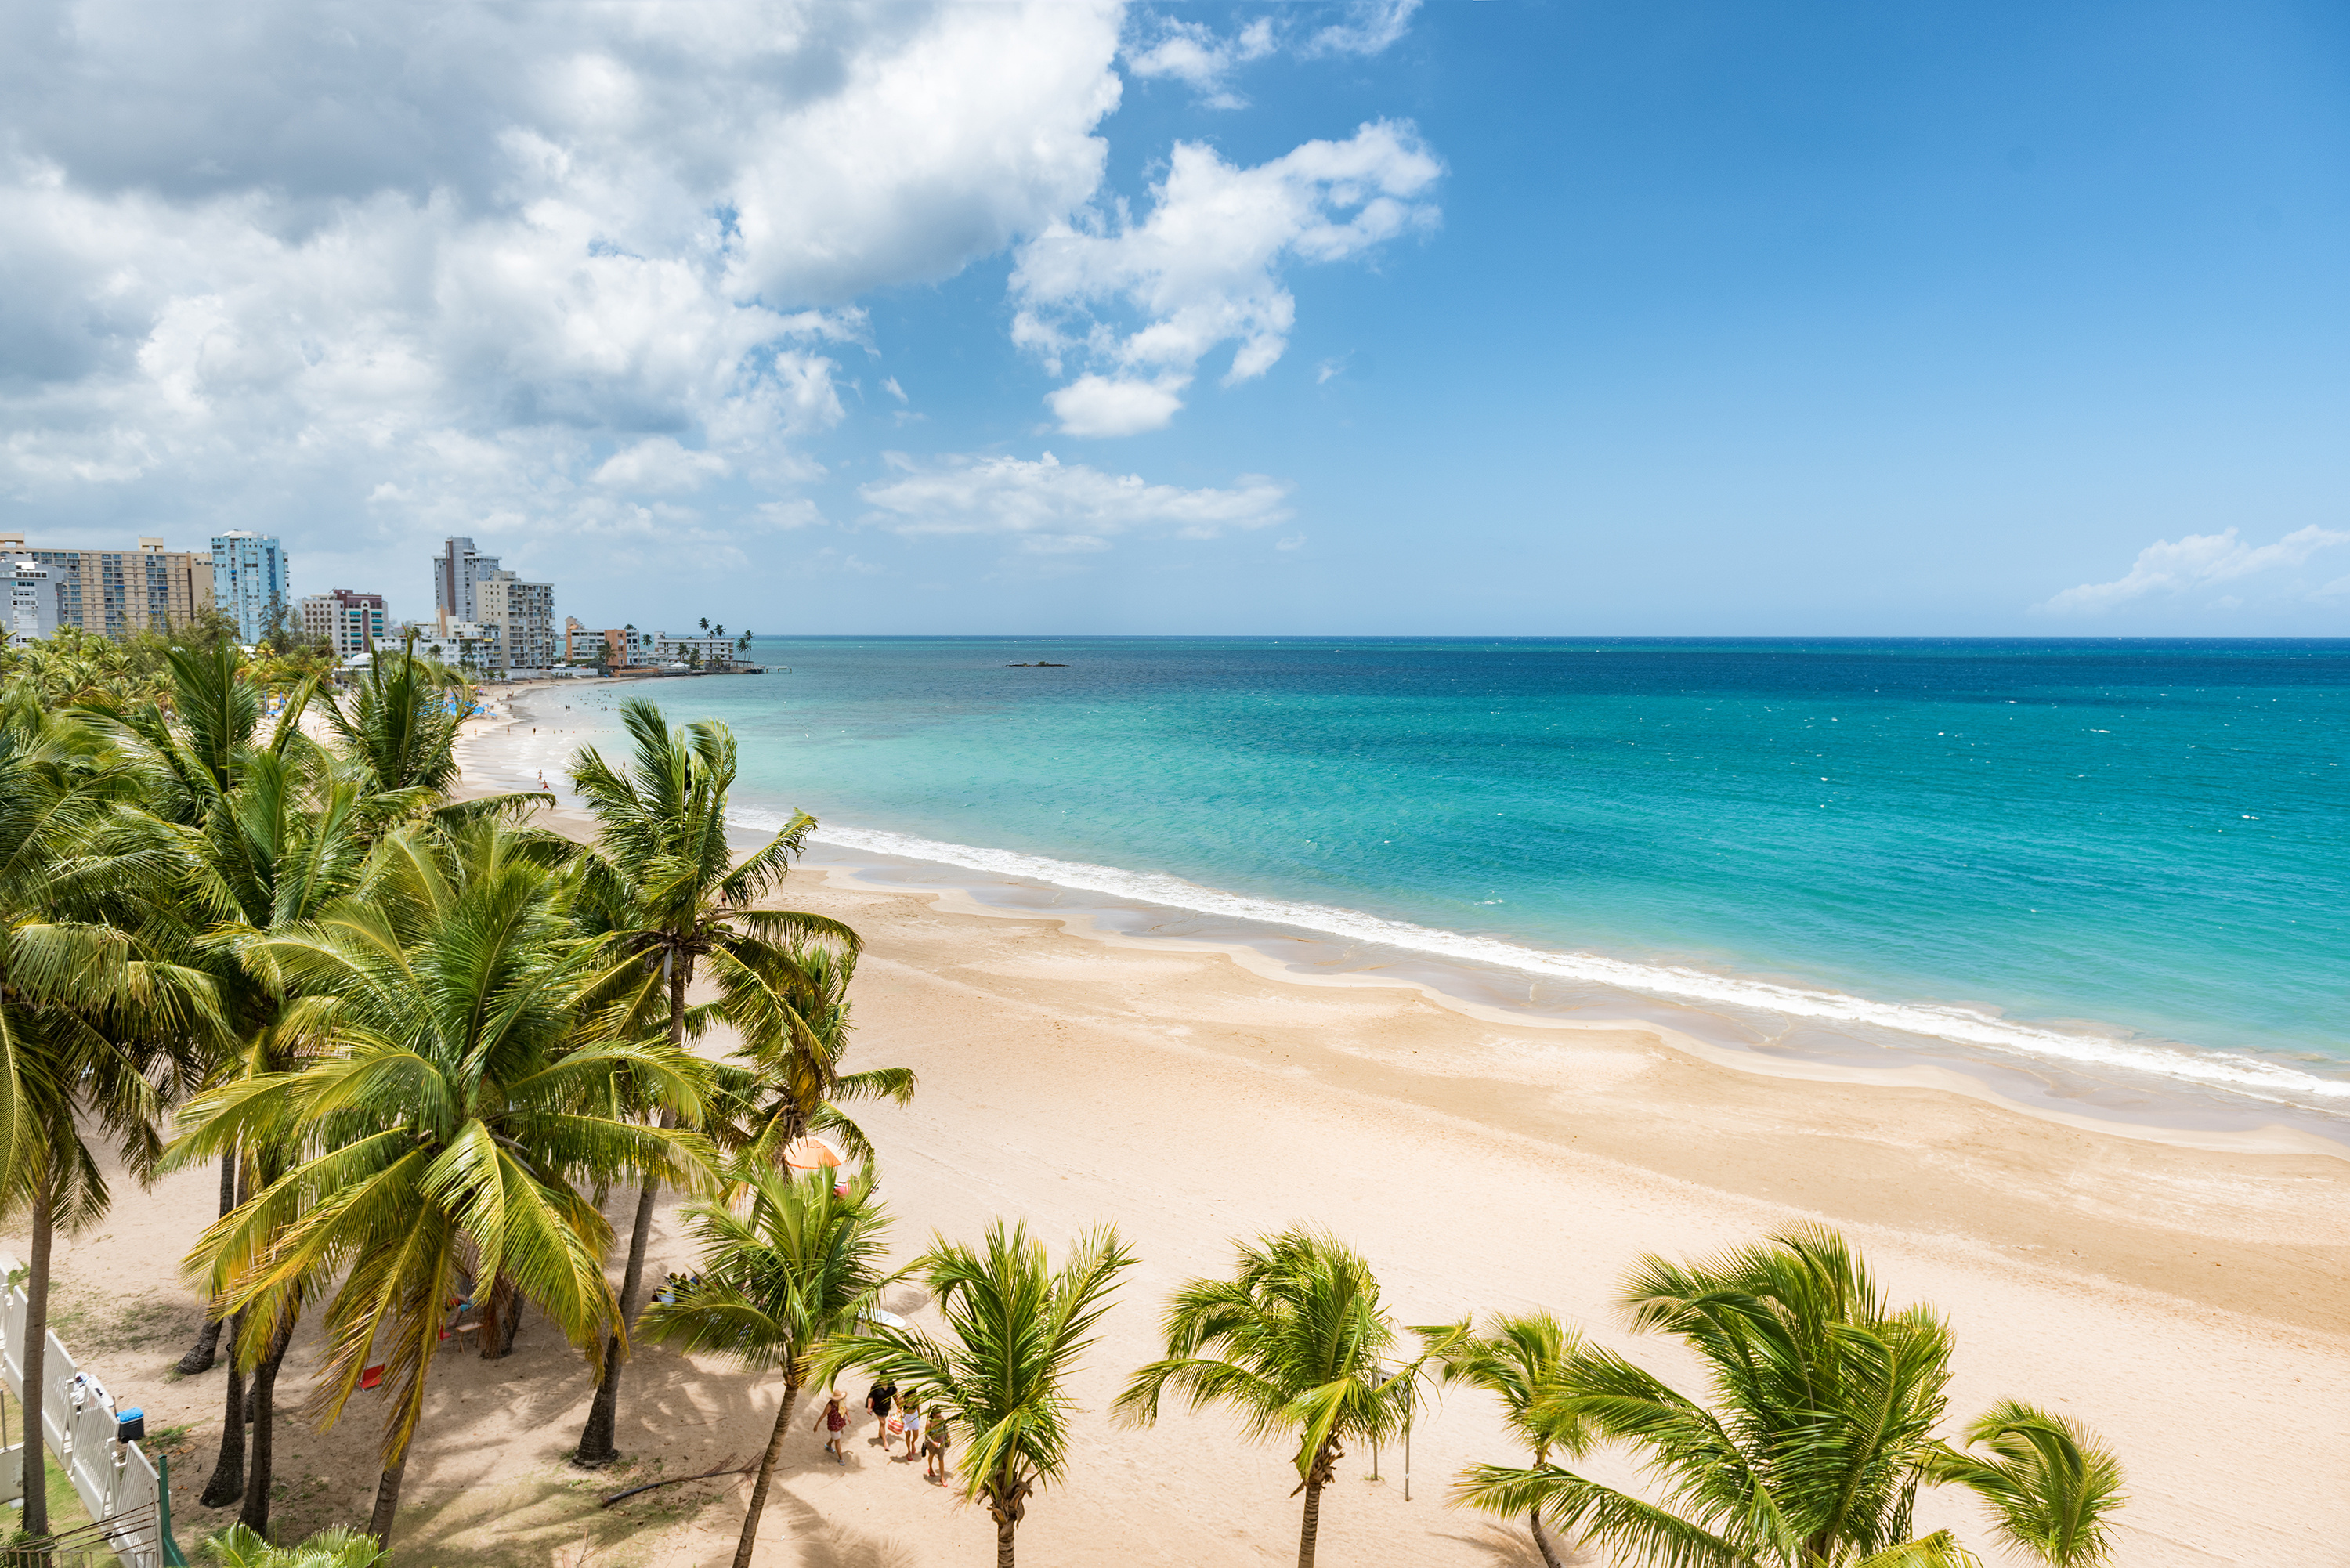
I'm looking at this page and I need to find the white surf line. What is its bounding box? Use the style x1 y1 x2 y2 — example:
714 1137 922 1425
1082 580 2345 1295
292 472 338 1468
750 815 2350 1108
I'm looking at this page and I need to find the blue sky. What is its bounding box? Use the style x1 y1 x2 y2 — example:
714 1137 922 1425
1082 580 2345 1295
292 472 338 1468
4 1 2346 634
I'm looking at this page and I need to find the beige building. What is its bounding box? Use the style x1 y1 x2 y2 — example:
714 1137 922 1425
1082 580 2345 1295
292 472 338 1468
475 573 557 670
0 534 215 637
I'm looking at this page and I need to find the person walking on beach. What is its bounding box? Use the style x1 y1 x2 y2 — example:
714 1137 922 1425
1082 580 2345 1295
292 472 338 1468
814 1390 849 1465
921 1404 952 1483
899 1401 924 1462
864 1379 898 1447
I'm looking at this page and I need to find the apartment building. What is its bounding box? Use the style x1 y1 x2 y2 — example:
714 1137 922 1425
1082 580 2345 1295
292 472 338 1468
648 631 739 667
298 589 388 657
432 537 505 627
0 533 217 637
5 558 64 645
212 531 290 643
476 574 557 670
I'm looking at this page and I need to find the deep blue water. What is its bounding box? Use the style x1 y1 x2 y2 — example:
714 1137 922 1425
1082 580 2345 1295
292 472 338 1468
564 638 2349 1107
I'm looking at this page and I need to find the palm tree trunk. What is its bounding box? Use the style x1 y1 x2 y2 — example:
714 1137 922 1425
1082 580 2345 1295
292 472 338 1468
365 1452 407 1547
237 1321 292 1534
574 953 685 1465
730 1375 801 1568
197 1310 247 1507
175 1154 237 1375
1530 1509 1566 1568
1296 1436 1339 1568
19 1170 52 1541
996 1517 1017 1568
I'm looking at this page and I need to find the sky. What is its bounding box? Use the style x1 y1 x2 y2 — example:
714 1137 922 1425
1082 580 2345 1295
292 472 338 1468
3 0 2347 636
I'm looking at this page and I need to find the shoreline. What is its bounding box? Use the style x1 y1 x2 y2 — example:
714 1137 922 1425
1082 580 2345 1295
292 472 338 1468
436 693 2350 1566
470 677 2350 1158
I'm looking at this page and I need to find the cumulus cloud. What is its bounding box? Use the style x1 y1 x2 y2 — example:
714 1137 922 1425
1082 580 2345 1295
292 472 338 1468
1125 16 1276 108
1012 120 1440 434
859 450 1292 553
1045 374 1192 437
0 0 1126 602
2038 525 2350 612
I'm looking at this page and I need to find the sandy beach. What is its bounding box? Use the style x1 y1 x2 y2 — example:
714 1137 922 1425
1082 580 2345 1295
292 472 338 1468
14 688 2346 1568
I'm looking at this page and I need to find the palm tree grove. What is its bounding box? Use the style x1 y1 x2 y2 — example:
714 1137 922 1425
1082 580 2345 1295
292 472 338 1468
0 634 2128 1566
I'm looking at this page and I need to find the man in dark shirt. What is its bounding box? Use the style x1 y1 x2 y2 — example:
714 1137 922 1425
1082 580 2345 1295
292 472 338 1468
864 1378 898 1445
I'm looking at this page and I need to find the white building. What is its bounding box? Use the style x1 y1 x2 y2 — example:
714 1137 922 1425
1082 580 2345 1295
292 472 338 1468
5 558 63 645
648 632 739 667
432 537 502 627
212 531 290 643
405 621 502 675
298 589 388 657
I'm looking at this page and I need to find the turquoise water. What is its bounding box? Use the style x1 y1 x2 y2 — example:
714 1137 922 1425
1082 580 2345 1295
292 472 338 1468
562 638 2349 1116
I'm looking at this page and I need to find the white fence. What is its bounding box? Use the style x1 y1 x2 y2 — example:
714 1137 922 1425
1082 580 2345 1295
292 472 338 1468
0 1254 182 1567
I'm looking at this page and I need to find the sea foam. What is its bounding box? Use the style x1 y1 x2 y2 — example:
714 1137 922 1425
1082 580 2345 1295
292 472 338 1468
743 813 2350 1110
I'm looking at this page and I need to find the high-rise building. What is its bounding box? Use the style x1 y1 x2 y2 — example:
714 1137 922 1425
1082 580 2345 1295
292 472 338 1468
5 558 63 645
431 537 503 628
212 531 290 643
475 573 557 670
298 589 388 658
0 533 216 637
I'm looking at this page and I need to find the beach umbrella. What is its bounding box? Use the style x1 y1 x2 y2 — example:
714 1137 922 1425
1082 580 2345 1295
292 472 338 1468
781 1137 844 1172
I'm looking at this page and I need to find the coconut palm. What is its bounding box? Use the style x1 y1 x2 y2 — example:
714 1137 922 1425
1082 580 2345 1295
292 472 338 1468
1423 1312 1593 1568
712 940 914 1176
1925 1403 2128 1566
317 636 468 798
825 1221 1133 1567
634 1165 890 1568
0 703 219 1540
171 818 714 1546
1453 1227 2127 1567
563 697 857 1467
1115 1229 1417 1568
203 1523 384 1568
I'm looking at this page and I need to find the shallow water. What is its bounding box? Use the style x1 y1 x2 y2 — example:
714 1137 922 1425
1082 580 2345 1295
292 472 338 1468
540 637 2350 1128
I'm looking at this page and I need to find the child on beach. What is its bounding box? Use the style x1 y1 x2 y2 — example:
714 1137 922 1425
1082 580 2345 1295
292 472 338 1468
814 1390 849 1465
922 1404 952 1483
898 1402 924 1461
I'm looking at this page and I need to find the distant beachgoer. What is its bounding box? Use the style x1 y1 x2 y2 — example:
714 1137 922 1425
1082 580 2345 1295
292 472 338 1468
865 1380 897 1445
922 1405 951 1482
815 1391 849 1465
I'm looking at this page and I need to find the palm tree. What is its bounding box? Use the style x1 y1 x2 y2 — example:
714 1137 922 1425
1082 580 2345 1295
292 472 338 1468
635 1165 890 1568
171 818 715 1546
1454 1227 2127 1566
317 635 468 798
1115 1229 1416 1568
826 1221 1133 1567
0 703 219 1540
1423 1313 1591 1568
203 1523 384 1567
1925 1403 2128 1566
564 697 856 1467
712 941 914 1175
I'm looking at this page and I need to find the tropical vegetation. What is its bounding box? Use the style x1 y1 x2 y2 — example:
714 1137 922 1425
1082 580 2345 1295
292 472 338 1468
1116 1228 1422 1568
1450 1227 2128 1567
825 1221 1134 1567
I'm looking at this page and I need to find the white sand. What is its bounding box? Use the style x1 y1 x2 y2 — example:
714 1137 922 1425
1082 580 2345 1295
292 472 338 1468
13 697 2345 1567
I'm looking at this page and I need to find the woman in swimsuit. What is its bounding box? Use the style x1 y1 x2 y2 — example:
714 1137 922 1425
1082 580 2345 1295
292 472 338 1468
899 1401 924 1461
813 1390 849 1465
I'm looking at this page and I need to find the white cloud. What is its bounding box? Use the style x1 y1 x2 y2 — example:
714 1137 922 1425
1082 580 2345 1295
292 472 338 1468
0 0 1126 605
2039 525 2350 612
859 450 1292 553
882 377 909 403
594 436 729 493
1013 119 1440 433
1125 17 1276 108
1303 0 1424 57
1046 374 1191 437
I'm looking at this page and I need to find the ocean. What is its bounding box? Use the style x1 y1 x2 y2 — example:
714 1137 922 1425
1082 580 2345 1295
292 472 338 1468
536 637 2350 1134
